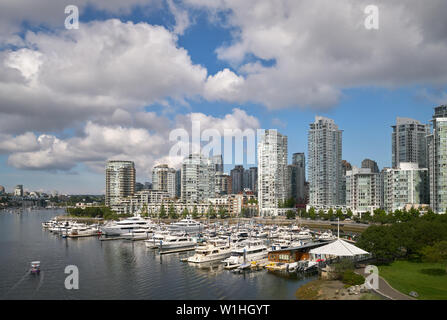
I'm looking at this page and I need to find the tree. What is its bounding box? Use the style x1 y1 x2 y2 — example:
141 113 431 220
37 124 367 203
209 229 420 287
317 209 325 220
286 210 296 220
308 207 316 220
218 206 228 219
181 208 189 218
346 208 353 218
168 204 178 219
192 206 198 219
159 205 167 219
327 208 334 220
207 206 216 219
336 208 344 220
141 204 148 218
420 241 447 271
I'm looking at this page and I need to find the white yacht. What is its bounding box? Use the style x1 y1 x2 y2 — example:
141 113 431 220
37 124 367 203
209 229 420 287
187 244 232 264
295 230 313 240
100 216 153 236
122 228 153 240
168 216 204 233
318 231 337 241
158 235 196 250
144 230 170 248
68 225 100 237
223 242 268 268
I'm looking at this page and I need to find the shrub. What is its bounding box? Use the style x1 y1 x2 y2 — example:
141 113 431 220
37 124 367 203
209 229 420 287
342 270 365 286
419 268 446 276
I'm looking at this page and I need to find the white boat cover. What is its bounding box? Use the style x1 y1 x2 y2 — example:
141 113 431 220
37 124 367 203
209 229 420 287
309 239 369 257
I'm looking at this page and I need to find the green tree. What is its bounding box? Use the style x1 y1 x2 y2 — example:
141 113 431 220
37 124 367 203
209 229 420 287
207 206 216 219
159 205 167 219
308 207 316 220
181 208 189 218
286 210 296 220
168 204 178 219
420 241 447 271
192 206 198 219
327 208 334 220
218 206 228 219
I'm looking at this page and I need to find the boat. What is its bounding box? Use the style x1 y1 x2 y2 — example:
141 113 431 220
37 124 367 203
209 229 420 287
187 244 232 263
158 234 196 250
318 231 337 241
223 242 268 268
295 230 313 240
144 231 170 248
68 225 101 237
100 216 154 236
30 261 40 274
168 216 204 233
122 228 153 240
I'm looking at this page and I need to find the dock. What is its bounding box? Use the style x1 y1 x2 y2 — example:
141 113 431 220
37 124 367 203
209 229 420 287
99 236 127 241
159 247 196 255
66 233 101 238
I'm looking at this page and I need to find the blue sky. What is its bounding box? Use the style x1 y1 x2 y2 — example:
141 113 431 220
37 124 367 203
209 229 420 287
0 1 446 194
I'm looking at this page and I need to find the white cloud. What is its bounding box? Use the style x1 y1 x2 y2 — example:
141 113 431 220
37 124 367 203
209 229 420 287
186 0 447 109
5 109 261 178
0 19 208 134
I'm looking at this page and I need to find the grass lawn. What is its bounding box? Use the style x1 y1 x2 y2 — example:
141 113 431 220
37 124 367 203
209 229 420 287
378 260 447 300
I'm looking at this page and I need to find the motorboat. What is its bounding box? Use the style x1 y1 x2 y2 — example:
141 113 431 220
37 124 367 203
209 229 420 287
168 216 204 233
68 225 101 237
30 261 40 274
158 234 196 250
187 244 232 263
295 230 313 240
122 228 153 240
144 230 170 248
318 231 337 241
100 216 154 236
223 243 268 268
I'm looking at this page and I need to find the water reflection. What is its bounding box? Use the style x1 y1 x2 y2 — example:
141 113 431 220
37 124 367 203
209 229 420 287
1 210 316 300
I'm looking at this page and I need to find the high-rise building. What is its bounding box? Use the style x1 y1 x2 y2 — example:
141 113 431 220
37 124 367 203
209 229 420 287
258 129 288 216
215 172 232 195
345 167 382 214
105 161 135 207
361 159 380 173
211 154 224 173
249 167 258 194
230 165 245 194
181 154 216 202
427 105 447 213
0 185 5 194
152 164 176 198
392 117 430 169
383 162 429 212
308 116 343 207
289 153 305 203
175 169 181 198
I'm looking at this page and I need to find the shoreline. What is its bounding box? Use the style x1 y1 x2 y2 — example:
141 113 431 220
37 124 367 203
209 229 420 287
295 279 382 300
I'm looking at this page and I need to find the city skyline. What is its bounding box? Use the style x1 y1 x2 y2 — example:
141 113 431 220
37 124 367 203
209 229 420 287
1 1 447 194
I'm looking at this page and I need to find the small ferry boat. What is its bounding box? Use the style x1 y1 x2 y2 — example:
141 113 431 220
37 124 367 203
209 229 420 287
30 261 40 274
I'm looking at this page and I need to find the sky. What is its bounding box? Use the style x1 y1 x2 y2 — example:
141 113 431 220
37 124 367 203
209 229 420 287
0 0 446 194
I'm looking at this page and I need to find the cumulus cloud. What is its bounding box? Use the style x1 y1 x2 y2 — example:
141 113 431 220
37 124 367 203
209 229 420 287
5 109 261 179
0 19 208 134
186 0 447 109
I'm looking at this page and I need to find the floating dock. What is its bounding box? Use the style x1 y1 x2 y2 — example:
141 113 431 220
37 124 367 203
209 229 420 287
99 236 127 241
159 247 196 255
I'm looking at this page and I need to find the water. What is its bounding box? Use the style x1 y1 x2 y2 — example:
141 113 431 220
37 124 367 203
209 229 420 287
0 209 316 300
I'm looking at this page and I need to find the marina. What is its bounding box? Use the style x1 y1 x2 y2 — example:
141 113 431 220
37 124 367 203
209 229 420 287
1 209 367 300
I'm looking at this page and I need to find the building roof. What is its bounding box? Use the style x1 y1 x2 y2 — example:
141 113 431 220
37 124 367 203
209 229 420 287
309 239 369 257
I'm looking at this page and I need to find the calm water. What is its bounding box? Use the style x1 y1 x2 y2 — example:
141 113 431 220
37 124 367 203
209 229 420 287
0 209 316 300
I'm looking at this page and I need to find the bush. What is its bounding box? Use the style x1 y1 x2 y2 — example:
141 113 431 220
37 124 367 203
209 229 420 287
342 270 365 286
419 268 447 276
